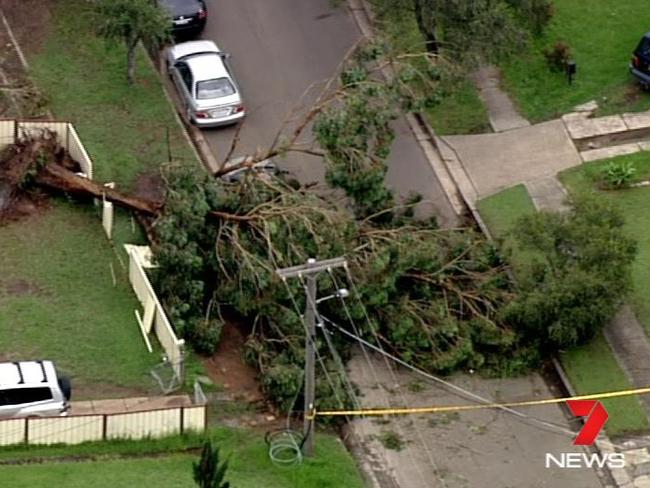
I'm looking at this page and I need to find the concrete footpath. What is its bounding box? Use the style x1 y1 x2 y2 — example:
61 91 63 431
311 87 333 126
472 65 530 133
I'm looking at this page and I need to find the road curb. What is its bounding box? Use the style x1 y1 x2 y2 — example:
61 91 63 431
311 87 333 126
144 44 220 174
346 0 465 226
343 4 626 487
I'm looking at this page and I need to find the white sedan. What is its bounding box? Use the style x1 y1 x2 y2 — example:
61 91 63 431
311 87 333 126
166 40 245 128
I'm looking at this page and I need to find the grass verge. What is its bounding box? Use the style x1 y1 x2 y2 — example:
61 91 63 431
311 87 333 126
500 0 650 122
560 333 648 436
478 183 648 436
372 1 490 135
0 428 365 488
476 184 537 272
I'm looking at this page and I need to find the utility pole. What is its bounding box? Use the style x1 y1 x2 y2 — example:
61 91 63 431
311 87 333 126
276 256 347 457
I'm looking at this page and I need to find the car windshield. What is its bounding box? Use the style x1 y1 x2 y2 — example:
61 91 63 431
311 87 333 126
196 78 235 99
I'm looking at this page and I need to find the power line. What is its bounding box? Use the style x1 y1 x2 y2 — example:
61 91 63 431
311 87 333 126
326 269 446 488
340 267 449 488
310 386 650 417
320 315 623 450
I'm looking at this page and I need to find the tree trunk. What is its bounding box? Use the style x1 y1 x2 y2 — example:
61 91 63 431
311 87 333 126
0 133 161 216
126 36 138 85
35 164 160 215
413 0 439 54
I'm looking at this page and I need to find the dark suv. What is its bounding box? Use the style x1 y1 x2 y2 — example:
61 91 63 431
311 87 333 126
630 32 650 88
158 0 207 38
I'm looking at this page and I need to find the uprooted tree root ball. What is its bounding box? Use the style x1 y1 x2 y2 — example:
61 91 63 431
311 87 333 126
0 131 162 223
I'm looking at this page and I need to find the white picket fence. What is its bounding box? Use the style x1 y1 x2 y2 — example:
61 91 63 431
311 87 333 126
124 245 185 378
0 404 206 446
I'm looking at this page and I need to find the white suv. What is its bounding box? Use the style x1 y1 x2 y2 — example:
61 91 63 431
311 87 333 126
0 361 71 418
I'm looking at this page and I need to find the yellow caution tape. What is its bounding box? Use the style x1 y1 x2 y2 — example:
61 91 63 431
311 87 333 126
307 386 650 419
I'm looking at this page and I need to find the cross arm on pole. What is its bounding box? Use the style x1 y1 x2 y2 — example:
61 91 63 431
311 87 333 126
275 257 347 279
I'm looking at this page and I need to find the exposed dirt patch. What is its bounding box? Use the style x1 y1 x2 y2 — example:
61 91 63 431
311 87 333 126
0 0 52 117
1 0 52 58
133 170 165 204
0 278 46 296
0 191 51 223
625 83 644 104
203 322 263 403
202 322 286 431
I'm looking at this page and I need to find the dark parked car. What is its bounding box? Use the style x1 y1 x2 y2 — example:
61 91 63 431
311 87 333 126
630 32 650 88
158 0 207 38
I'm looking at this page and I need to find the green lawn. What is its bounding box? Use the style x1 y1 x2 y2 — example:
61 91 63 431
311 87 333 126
560 333 649 436
559 153 650 337
0 429 364 488
30 0 197 189
478 183 648 436
0 201 157 394
0 0 200 392
373 1 490 135
501 0 650 122
477 185 537 273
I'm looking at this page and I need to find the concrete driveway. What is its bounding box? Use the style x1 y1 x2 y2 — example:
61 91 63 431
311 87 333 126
197 0 458 224
442 120 581 201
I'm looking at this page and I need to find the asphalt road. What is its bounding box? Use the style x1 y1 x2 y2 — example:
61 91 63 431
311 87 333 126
199 0 458 225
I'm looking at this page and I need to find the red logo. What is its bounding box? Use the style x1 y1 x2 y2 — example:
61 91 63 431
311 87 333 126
566 400 609 445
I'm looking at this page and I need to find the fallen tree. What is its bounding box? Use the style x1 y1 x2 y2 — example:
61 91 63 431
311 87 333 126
0 131 161 217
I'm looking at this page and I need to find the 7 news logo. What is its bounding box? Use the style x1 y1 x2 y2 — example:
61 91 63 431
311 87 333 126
545 400 626 469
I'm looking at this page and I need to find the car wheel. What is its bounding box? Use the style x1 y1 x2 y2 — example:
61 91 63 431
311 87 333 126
186 107 194 125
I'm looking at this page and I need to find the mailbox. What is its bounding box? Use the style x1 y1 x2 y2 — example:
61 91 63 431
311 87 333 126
566 60 577 84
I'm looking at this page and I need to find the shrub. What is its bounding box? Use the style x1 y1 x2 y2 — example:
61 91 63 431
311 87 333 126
504 194 636 351
378 431 404 451
601 160 637 189
542 41 572 72
189 318 223 356
193 440 230 488
527 0 555 35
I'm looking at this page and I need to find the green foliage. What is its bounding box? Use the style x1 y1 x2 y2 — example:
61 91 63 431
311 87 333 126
403 0 528 63
94 0 170 84
193 440 230 488
154 165 222 353
439 0 526 62
315 41 441 221
602 160 637 189
151 45 523 409
503 194 637 350
378 431 404 451
506 0 555 35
